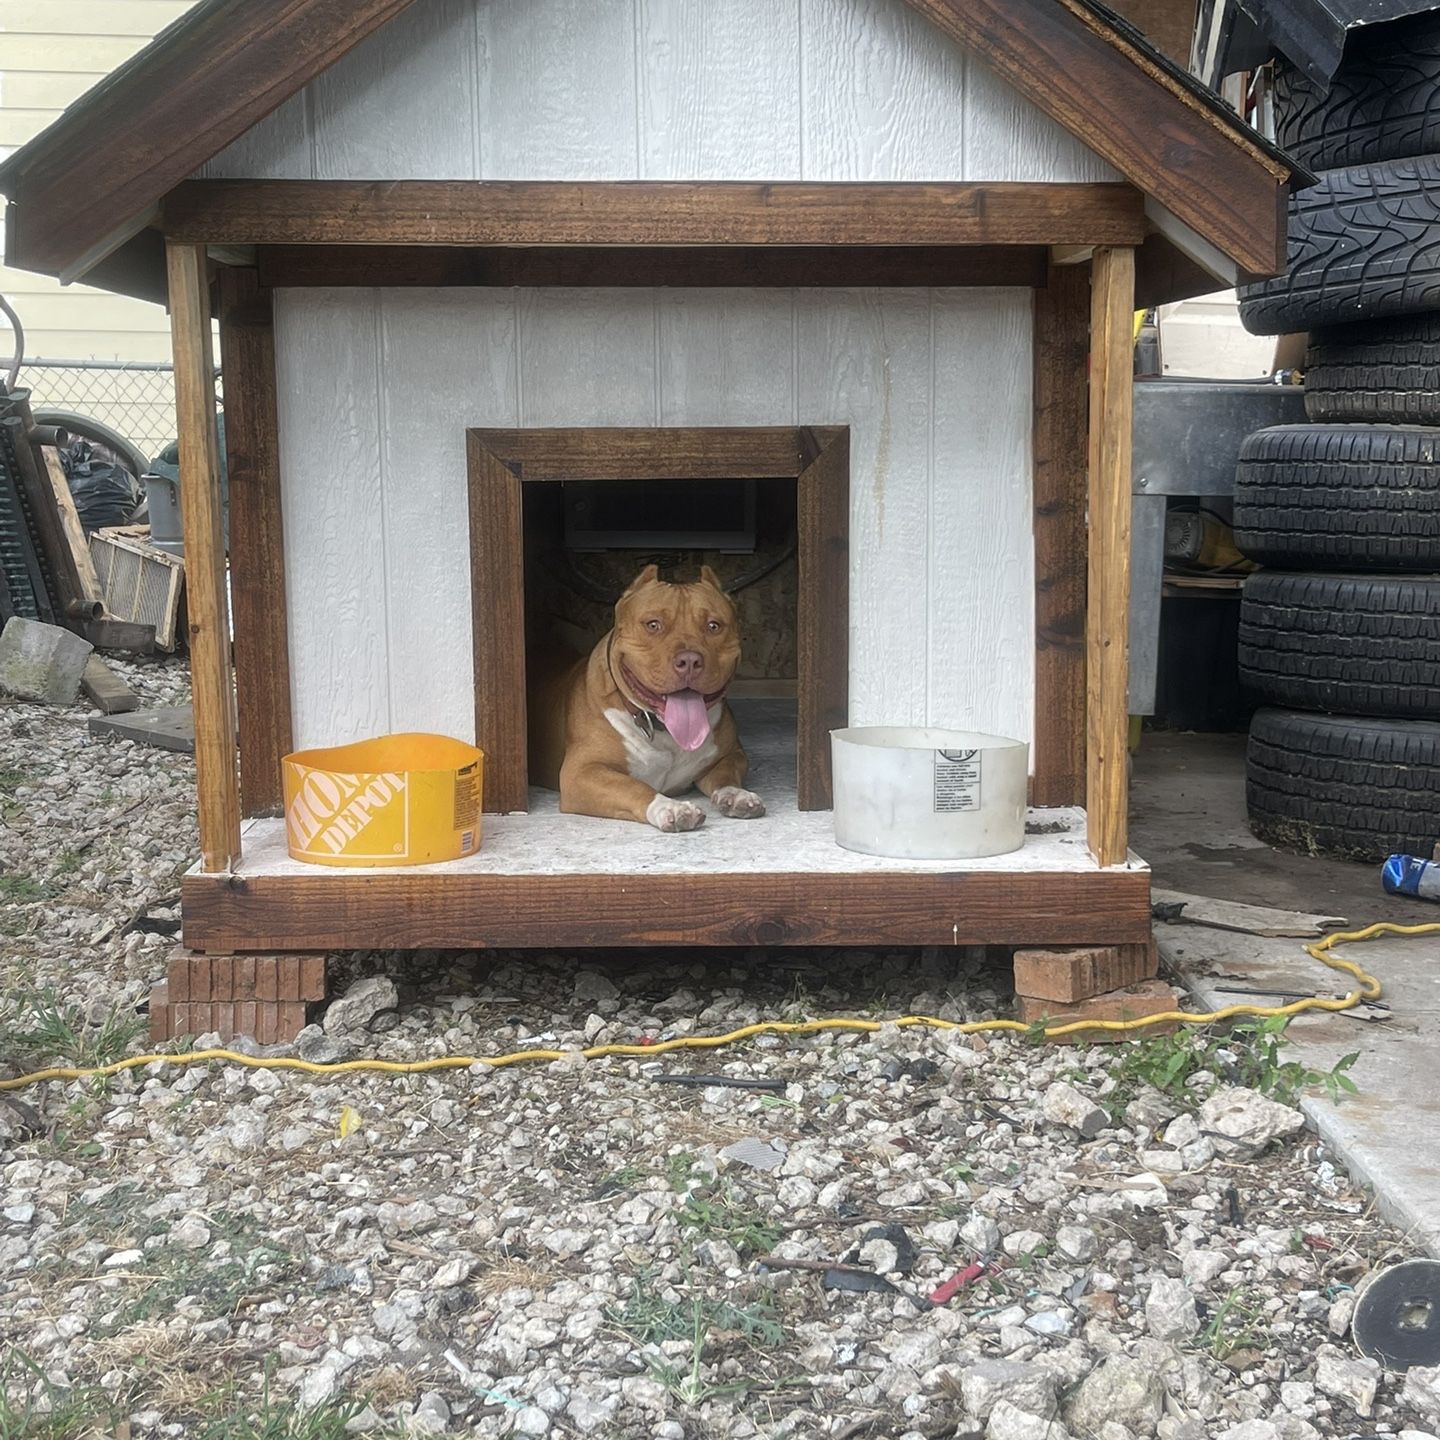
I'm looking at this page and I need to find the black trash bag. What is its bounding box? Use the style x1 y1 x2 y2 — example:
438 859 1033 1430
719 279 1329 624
61 437 140 534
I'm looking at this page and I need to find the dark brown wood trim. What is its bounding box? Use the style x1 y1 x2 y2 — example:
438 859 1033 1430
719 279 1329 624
218 267 293 819
1030 265 1088 809
3 0 423 280
467 432 528 816
256 244 1052 290
796 428 850 810
468 426 849 815
181 865 1153 951
164 180 1149 249
899 0 1289 274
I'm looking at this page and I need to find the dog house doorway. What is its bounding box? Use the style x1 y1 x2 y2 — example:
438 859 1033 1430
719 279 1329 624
467 427 849 814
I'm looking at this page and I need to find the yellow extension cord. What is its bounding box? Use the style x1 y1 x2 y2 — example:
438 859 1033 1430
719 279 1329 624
2 921 1436 1093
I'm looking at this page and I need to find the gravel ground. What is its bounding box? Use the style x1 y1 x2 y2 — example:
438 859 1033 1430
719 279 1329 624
3 659 1439 1440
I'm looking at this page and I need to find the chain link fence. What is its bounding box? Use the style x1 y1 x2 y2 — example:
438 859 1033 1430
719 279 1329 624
14 358 223 462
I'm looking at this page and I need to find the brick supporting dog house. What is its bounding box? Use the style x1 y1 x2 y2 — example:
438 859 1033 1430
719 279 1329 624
0 0 1302 1040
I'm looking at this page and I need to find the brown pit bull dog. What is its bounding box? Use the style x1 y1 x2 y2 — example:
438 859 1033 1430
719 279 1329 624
528 564 765 831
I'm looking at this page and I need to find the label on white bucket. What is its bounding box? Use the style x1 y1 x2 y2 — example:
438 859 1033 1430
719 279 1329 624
933 749 982 812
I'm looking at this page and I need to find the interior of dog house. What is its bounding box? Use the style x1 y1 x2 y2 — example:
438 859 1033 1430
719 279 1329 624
0 0 1303 1044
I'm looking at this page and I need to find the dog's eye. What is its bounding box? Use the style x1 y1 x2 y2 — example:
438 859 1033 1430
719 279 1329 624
705 619 723 633
644 618 663 634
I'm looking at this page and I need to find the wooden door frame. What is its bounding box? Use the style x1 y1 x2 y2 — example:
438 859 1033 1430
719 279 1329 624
467 425 850 816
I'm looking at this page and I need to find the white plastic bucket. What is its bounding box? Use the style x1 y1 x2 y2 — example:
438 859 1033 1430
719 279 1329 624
831 727 1029 860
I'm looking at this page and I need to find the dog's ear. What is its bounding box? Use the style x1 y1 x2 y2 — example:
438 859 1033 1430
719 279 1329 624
620 563 660 600
700 564 726 593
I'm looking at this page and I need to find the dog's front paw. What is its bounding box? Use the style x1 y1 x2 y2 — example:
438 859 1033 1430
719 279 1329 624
646 796 707 832
711 786 766 819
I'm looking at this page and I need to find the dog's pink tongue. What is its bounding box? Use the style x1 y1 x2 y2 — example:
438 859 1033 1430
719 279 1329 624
662 689 712 751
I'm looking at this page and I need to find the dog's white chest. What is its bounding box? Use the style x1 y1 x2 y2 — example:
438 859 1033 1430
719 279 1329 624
604 707 721 795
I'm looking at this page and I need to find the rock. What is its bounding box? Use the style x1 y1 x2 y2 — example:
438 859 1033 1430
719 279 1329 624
169 1216 210 1251
1065 1356 1164 1437
1002 1230 1048 1258
960 1360 1058 1421
1313 1344 1379 1417
295 1025 353 1064
1162 1114 1201 1149
1217 1424 1279 1440
346 1406 384 1434
1025 1312 1072 1338
1042 1082 1108 1138
962 1215 1002 1255
1197 1087 1306 1158
989 1400 1073 1440
565 1393 619 1434
409 1391 449 1435
1181 1249 1230 1288
323 976 399 1036
1146 1277 1200 1342
512 1407 550 1436
1401 1433 1440 1440
541 1228 591 1257
298 1364 341 1410
1327 1292 1356 1338
891 1331 943 1372
572 970 619 1003
1404 1365 1440 1418
1056 1226 1096 1263
433 1257 471 1288
0 617 93 706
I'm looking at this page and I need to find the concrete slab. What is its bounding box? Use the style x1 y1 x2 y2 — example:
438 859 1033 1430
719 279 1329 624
1133 732 1440 1255
89 705 194 754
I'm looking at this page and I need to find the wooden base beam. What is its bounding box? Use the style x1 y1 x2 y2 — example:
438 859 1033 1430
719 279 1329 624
180 865 1152 953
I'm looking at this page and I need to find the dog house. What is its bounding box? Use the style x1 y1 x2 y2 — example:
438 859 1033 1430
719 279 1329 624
0 0 1302 1039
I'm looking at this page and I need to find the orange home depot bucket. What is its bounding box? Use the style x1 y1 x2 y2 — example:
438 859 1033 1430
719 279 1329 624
281 734 484 867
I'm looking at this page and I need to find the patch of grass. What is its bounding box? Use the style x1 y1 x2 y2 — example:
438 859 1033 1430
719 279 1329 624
0 988 145 1070
92 1209 296 1337
190 1389 377 1440
0 874 54 904
0 769 27 795
0 1350 127 1440
593 1164 647 1199
679 1186 783 1257
610 1271 784 1348
1107 1016 1360 1113
1200 1286 1266 1360
609 1275 785 1408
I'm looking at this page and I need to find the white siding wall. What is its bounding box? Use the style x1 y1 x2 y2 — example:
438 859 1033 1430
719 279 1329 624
274 287 1035 754
203 0 1117 182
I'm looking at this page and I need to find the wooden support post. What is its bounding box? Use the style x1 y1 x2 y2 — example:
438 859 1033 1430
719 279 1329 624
167 241 241 871
1085 246 1135 867
218 267 293 818
1031 265 1089 808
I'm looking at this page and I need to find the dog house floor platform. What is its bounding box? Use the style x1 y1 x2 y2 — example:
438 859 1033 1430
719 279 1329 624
182 707 1151 953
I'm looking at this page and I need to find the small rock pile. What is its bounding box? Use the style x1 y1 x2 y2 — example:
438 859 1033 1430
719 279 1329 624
1 662 1436 1438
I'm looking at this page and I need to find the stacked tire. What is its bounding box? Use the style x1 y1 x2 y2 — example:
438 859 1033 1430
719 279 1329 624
1234 13 1440 861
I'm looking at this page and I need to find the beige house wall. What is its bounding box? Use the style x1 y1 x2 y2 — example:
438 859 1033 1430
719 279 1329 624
0 0 197 364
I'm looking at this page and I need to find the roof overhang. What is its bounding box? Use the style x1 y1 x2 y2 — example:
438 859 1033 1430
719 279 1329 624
0 0 1307 299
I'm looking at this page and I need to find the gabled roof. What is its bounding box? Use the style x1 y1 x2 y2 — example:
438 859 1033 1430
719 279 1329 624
0 0 1305 289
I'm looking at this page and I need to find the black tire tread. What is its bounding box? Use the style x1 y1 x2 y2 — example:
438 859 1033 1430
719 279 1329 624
1238 572 1440 718
1239 156 1440 335
1272 13 1440 171
1234 423 1440 569
1305 313 1440 423
1247 708 1440 861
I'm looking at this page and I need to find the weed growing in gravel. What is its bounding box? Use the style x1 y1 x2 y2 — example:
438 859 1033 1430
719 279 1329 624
189 1388 378 1440
1108 1016 1359 1112
1200 1286 1266 1360
609 1275 787 1408
666 1150 700 1191
0 988 145 1069
679 1185 783 1257
0 1349 127 1439
0 873 54 904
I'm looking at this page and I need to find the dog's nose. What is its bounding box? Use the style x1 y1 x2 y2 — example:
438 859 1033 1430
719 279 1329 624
673 650 704 682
